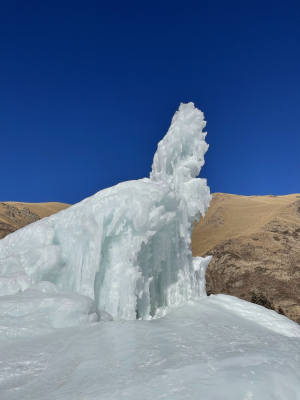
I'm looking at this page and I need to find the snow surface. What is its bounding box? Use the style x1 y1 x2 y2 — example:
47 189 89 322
1 103 300 399
1 296 300 400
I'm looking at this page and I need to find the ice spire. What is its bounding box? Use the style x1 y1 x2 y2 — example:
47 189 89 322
150 102 211 220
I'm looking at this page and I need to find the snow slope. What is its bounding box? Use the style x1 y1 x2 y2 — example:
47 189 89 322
1 296 300 400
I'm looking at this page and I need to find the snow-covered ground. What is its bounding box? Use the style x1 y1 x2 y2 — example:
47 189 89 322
1 295 300 400
1 103 300 399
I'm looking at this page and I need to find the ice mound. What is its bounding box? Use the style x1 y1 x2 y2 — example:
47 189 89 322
1 298 300 400
208 294 300 338
0 272 31 296
0 103 211 322
0 281 111 341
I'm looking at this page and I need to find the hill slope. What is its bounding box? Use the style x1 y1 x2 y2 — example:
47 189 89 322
192 193 300 324
0 201 70 239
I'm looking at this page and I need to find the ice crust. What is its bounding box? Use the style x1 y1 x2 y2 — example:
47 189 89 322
1 297 300 400
0 103 211 326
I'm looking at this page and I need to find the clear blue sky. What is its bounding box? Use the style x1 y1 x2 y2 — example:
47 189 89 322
1 0 299 204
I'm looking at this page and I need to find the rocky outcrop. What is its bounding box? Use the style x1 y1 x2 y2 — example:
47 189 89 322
2 204 40 224
192 193 300 324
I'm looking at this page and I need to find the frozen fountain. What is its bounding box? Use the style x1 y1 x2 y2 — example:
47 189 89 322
0 102 211 333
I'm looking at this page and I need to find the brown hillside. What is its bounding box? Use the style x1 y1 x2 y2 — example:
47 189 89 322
0 201 70 239
192 193 300 324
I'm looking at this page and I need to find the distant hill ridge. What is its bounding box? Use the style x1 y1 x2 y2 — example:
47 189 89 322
1 194 300 324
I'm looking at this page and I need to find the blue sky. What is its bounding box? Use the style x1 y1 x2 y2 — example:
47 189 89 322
1 0 299 204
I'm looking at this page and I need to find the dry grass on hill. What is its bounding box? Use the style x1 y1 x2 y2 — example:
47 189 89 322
192 193 300 324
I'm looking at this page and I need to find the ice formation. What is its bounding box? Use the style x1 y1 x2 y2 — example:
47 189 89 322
0 103 211 327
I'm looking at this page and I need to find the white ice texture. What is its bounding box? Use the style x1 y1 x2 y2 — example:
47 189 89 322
1 103 300 399
1 296 300 400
